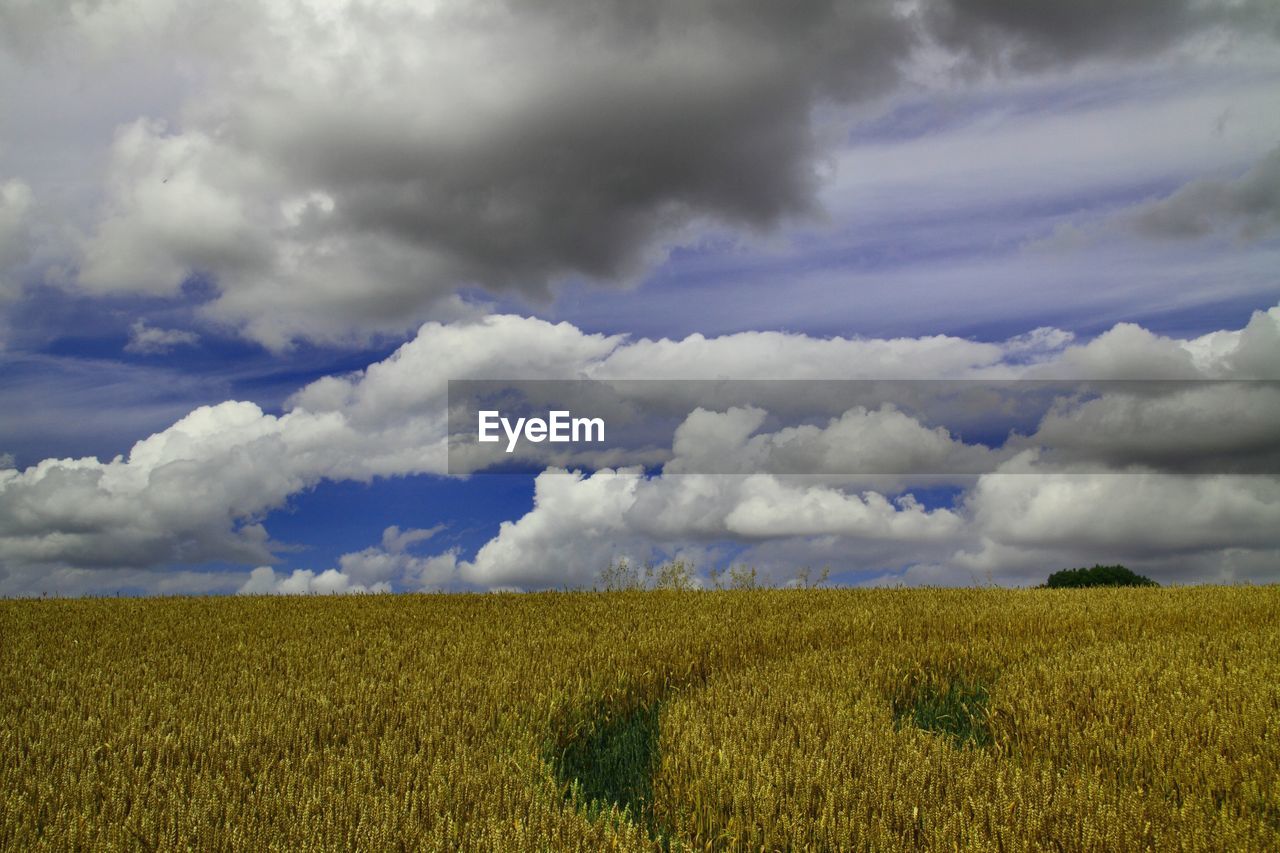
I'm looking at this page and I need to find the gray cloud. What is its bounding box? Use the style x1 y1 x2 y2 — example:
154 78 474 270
926 0 1280 69
124 319 199 354
957 456 1280 585
1029 383 1280 474
2 1 1274 345
67 0 915 345
0 178 31 308
1039 144 1280 264
1132 145 1280 242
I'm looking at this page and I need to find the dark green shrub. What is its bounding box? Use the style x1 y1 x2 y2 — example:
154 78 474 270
1045 564 1157 588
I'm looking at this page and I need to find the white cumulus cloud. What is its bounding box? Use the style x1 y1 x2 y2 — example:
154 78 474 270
1 307 1278 594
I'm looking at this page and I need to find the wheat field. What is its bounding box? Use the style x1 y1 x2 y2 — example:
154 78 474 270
3 587 1277 850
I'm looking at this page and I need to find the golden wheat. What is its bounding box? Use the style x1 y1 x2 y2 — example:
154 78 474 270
2 587 1276 850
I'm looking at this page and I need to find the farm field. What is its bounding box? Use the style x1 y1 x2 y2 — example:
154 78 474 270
2 587 1278 851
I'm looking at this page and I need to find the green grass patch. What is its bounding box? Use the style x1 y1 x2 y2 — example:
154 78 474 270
548 701 665 833
893 678 993 749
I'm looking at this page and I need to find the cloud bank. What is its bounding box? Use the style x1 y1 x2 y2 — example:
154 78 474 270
3 307 1278 595
2 0 1276 346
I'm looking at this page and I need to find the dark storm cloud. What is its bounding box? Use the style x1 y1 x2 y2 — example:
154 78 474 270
230 0 913 291
927 0 1280 68
4 0 1277 344
260 0 1272 296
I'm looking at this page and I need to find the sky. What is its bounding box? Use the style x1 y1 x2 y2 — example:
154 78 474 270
1 0 1278 596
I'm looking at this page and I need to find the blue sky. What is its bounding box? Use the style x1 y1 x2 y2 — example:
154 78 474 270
1 0 1279 595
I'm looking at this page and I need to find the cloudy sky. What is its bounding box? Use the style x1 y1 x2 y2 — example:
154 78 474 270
1 0 1278 595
